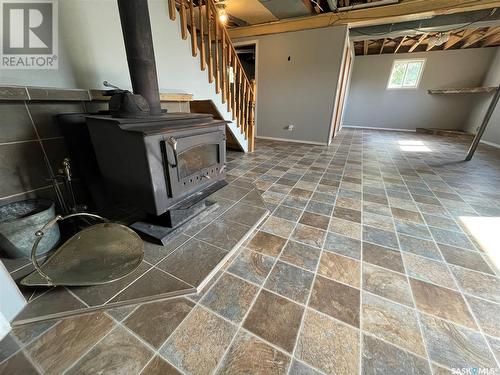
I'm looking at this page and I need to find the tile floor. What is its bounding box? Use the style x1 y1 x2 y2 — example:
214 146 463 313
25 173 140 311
1 129 500 375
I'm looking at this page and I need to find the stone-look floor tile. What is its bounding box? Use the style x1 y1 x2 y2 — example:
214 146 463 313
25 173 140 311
196 220 251 251
26 312 115 375
124 298 194 348
299 212 330 231
0 351 39 375
66 326 153 375
289 187 313 200
332 206 361 223
391 207 424 224
422 214 461 232
272 205 303 222
290 224 326 248
362 334 431 375
289 359 322 375
328 217 361 239
486 336 500 363
324 232 361 259
364 192 389 205
243 290 304 353
402 253 457 289
10 320 57 345
309 275 360 327
363 201 392 217
465 295 500 337
14 287 86 323
110 268 193 303
158 239 227 287
282 196 309 210
318 252 360 287
142 234 190 264
395 220 432 240
362 263 413 307
141 356 181 375
450 266 500 303
410 278 476 329
261 216 296 238
362 212 394 232
265 261 314 303
201 273 258 323
160 306 236 374
295 309 359 375
223 202 268 227
218 330 291 375
430 227 475 250
362 242 405 274
228 249 274 285
399 234 442 261
105 304 137 322
247 230 287 257
213 184 251 201
0 335 19 363
431 364 454 375
363 225 399 249
439 244 495 275
71 262 151 306
306 201 334 216
336 196 362 211
362 292 426 356
420 313 497 370
279 240 321 271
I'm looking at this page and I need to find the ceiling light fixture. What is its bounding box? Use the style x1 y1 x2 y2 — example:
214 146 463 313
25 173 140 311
216 3 228 24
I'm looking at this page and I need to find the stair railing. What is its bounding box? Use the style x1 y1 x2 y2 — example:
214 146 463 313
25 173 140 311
167 0 256 151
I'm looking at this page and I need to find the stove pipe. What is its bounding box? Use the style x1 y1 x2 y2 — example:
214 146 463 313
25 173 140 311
117 0 162 116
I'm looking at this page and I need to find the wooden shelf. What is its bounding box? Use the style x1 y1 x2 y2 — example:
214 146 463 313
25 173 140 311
428 87 498 95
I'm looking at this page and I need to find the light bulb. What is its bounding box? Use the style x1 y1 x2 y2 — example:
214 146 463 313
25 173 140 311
219 13 228 24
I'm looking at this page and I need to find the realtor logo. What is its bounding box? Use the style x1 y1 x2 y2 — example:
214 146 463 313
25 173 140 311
1 0 58 69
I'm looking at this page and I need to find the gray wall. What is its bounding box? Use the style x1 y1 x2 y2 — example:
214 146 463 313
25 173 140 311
465 48 500 146
343 48 497 131
236 26 348 144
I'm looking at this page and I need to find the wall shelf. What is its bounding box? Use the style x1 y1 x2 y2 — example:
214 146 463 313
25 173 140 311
428 87 498 95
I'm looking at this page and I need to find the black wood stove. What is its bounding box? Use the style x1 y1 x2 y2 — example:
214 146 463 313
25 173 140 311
86 0 227 244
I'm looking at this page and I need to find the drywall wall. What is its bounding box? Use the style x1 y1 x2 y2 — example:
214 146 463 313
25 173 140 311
0 0 247 149
465 48 500 147
342 48 497 131
235 26 348 144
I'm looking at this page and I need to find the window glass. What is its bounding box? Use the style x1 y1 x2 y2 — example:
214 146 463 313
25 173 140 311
388 59 425 89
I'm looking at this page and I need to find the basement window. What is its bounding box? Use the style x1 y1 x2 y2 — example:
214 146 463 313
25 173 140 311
387 59 425 89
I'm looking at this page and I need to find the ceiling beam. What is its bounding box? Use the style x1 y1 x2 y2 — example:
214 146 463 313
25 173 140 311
408 33 428 52
462 26 500 48
228 0 500 39
394 35 407 53
364 40 369 55
380 38 387 54
482 31 500 46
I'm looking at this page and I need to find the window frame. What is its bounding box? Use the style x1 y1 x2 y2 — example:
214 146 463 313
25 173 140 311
387 58 426 90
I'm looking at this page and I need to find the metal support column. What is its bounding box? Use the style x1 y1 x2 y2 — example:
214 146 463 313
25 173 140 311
465 85 500 161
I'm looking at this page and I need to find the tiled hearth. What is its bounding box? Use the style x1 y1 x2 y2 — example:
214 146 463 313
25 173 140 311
1 129 500 375
4 182 268 325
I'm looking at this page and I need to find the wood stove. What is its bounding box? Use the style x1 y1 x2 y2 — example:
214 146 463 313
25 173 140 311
86 0 228 243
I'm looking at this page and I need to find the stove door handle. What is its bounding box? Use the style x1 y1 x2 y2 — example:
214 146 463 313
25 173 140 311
165 137 178 168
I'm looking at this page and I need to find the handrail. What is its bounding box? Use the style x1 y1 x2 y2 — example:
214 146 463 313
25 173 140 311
167 0 256 151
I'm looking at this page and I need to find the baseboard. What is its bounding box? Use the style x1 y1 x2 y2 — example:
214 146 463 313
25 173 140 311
480 139 500 149
255 136 327 146
341 125 416 132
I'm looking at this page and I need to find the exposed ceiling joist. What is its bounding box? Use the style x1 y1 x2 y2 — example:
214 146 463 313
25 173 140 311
353 25 500 55
461 26 500 48
408 33 428 52
228 0 500 38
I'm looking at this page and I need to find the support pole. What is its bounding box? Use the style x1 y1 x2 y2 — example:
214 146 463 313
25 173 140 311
465 85 500 161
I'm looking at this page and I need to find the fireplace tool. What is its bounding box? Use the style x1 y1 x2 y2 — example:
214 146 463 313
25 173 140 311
20 212 144 286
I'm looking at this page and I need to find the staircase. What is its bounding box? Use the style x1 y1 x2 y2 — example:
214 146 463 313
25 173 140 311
167 0 256 152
